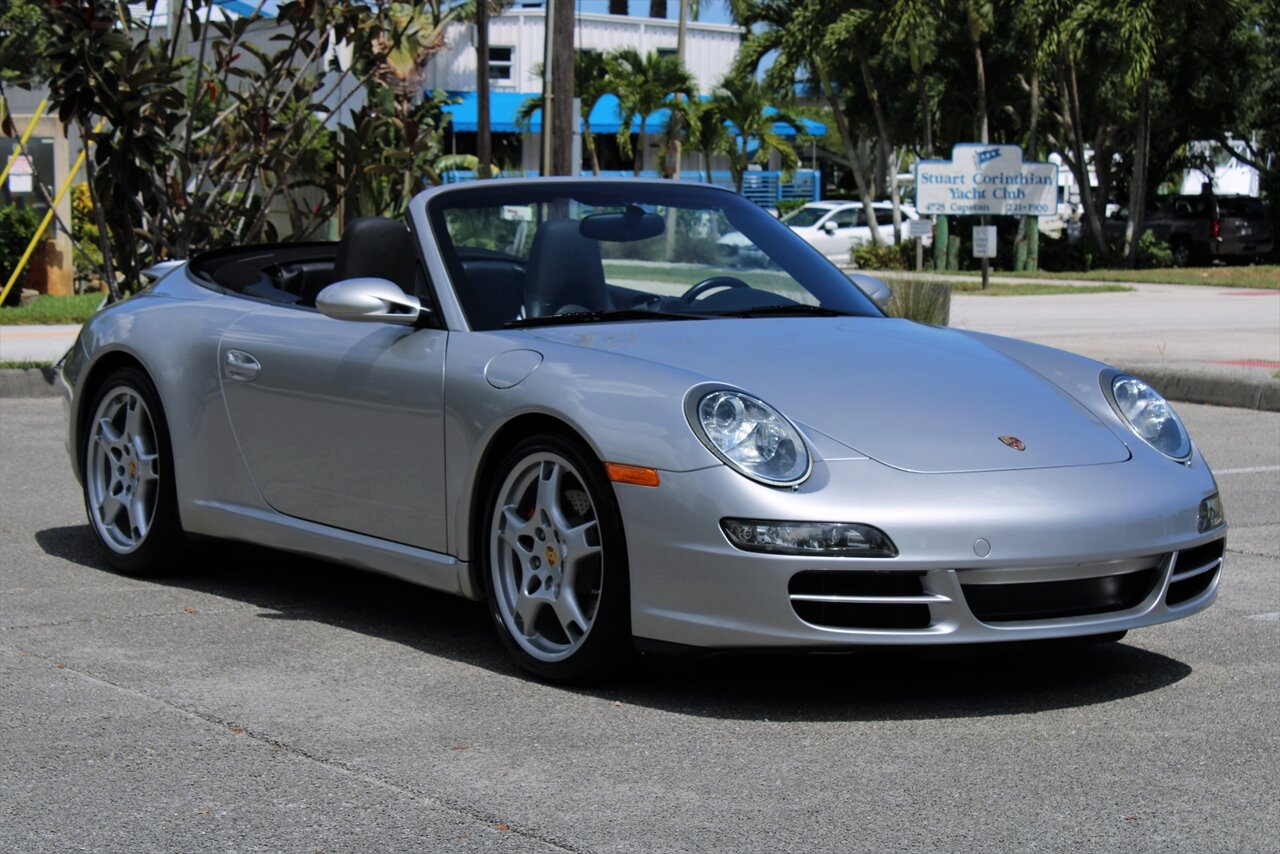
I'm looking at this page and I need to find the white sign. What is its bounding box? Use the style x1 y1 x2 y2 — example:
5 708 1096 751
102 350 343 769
906 219 932 239
500 205 533 222
972 226 997 258
916 144 1057 216
7 154 32 194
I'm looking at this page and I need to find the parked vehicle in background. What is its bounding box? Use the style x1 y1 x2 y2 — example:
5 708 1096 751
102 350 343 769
1105 194 1274 266
721 201 926 265
781 201 925 262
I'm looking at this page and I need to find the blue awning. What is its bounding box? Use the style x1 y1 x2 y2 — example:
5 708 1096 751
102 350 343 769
445 92 826 138
444 92 545 134
213 0 285 16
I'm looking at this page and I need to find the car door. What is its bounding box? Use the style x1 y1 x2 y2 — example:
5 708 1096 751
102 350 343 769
218 305 448 553
812 208 860 260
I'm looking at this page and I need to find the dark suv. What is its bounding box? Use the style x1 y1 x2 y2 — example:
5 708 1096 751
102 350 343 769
1106 193 1274 265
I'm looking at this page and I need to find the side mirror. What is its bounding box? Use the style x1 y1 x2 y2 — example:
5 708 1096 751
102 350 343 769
847 273 892 312
316 278 429 325
822 220 839 235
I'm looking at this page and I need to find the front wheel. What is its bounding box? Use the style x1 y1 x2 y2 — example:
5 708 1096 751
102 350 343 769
82 367 183 575
481 434 632 682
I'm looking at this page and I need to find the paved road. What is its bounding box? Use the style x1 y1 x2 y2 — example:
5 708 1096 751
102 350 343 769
0 324 81 363
2 398 1277 852
949 283 1280 383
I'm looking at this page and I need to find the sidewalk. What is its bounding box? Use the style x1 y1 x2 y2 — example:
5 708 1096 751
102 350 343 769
1 277 1277 409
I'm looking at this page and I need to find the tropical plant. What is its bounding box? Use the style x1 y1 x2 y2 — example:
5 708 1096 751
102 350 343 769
517 51 614 175
733 0 888 244
21 0 456 297
0 204 40 305
708 76 802 193
606 49 698 176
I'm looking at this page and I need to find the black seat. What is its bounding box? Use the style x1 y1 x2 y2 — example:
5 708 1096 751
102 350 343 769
314 217 417 306
523 219 611 318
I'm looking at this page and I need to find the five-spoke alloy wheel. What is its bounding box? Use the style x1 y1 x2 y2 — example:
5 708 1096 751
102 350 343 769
483 434 631 682
83 368 181 574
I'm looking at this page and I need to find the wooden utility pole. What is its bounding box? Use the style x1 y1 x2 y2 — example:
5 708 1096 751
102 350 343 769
550 0 576 176
477 0 491 177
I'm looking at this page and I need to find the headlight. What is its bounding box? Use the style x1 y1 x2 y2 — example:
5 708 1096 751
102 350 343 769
722 519 897 556
1104 373 1192 461
687 389 810 485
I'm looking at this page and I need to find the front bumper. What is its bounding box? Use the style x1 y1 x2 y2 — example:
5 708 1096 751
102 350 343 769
617 456 1223 649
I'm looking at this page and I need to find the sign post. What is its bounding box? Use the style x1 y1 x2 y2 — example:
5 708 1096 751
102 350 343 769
915 145 1058 283
906 219 932 272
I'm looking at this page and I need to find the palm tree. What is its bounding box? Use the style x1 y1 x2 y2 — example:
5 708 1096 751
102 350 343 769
733 0 887 245
886 0 940 156
708 76 802 193
607 48 697 176
516 51 614 175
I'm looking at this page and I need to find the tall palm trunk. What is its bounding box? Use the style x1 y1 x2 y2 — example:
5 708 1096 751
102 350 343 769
1124 78 1150 267
476 0 491 177
634 120 646 176
1063 54 1106 255
860 58 900 243
819 64 884 247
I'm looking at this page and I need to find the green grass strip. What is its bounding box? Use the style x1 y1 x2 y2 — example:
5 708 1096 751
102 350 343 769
0 360 54 369
0 293 105 325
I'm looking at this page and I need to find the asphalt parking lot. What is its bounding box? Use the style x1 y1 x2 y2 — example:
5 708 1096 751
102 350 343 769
2 397 1276 852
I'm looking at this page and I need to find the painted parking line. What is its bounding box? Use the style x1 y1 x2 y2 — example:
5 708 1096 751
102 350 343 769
1214 465 1280 476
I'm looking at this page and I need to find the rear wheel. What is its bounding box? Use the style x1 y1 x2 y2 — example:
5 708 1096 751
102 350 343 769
481 434 632 682
1170 237 1193 267
82 368 183 575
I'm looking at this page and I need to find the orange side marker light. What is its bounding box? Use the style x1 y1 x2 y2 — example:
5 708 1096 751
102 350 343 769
605 463 661 487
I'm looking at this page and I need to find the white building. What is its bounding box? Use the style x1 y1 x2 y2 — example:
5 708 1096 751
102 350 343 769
425 5 742 97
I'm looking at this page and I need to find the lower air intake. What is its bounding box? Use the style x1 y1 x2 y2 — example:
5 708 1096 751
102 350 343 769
963 569 1160 623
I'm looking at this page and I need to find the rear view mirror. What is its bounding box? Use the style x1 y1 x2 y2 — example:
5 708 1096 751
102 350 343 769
848 273 892 312
579 206 665 242
822 220 839 235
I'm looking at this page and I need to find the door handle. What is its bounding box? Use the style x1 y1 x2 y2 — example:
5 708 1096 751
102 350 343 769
223 349 261 382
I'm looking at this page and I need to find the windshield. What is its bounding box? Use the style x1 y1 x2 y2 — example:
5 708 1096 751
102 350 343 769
779 206 830 228
428 183 880 330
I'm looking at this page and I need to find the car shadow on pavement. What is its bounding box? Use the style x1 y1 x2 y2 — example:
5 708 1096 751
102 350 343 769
37 524 1193 722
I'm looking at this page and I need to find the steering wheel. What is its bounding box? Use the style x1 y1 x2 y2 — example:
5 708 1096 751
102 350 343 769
681 276 751 302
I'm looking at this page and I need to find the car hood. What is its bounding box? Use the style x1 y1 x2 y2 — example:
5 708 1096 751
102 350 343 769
526 317 1131 473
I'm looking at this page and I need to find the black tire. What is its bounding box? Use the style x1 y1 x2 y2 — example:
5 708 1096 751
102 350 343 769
480 433 633 683
1170 237 1193 267
81 367 183 575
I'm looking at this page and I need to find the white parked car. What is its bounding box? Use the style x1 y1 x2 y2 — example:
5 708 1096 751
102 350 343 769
781 201 927 262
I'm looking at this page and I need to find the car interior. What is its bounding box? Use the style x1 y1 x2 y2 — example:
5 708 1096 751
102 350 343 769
189 216 432 311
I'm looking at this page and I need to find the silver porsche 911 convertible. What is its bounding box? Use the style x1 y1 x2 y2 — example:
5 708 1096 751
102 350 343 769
61 178 1226 681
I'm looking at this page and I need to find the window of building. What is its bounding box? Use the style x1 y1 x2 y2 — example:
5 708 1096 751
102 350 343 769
489 46 514 80
656 48 677 58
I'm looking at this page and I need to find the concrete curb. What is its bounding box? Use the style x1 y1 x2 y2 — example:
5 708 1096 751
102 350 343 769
1121 367 1280 412
0 368 60 399
2 364 1276 411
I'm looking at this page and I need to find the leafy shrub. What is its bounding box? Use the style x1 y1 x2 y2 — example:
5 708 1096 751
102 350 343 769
71 183 104 281
0 204 40 306
852 241 913 271
775 198 808 218
1136 230 1174 268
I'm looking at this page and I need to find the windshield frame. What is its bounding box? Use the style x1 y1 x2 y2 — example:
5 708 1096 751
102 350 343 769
419 179 884 331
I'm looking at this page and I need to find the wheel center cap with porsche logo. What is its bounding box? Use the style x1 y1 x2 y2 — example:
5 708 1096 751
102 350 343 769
998 435 1026 451
545 546 559 569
